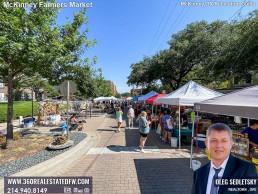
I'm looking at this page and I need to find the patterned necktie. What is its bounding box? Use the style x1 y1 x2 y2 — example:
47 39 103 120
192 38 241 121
210 167 222 194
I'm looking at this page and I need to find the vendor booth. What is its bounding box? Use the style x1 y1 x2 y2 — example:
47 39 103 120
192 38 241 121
195 85 258 119
131 95 141 102
93 96 117 102
138 91 158 102
146 94 166 105
193 85 258 169
145 93 166 129
155 80 223 150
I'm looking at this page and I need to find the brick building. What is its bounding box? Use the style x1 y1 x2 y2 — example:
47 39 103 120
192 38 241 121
106 80 117 95
130 88 142 96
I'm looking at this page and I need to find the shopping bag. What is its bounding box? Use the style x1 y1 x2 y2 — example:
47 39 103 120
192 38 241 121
156 124 161 134
166 119 173 129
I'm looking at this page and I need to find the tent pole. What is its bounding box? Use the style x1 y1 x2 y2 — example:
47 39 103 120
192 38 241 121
155 105 157 130
190 110 197 169
248 118 250 127
179 106 181 150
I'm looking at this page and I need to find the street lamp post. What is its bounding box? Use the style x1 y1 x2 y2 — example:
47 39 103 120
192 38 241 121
31 86 34 122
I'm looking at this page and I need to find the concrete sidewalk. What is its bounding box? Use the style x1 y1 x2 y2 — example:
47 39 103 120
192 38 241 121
0 119 21 131
0 114 208 194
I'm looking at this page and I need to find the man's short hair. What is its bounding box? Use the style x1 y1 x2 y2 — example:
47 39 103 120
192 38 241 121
250 119 258 126
206 123 232 138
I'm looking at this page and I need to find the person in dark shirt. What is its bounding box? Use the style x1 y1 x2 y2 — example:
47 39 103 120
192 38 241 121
241 119 258 151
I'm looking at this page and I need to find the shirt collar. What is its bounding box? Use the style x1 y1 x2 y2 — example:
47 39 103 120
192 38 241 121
210 155 229 170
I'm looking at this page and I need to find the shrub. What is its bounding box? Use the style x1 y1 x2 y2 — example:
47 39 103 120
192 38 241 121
1 136 6 149
13 131 21 140
0 134 4 143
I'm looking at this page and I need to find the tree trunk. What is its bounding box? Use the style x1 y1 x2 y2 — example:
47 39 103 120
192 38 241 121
34 87 39 101
7 68 14 140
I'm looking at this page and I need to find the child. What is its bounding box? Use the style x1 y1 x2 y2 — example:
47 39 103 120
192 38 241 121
61 122 67 134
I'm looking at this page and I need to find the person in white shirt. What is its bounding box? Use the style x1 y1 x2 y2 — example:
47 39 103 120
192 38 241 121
127 105 135 129
191 123 257 194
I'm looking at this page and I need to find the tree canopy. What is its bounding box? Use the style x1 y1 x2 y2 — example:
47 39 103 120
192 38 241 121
127 10 258 93
0 1 102 140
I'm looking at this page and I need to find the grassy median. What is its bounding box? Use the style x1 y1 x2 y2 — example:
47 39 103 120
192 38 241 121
0 101 38 123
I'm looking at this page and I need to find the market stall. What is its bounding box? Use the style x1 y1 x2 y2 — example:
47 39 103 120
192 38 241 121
131 95 141 102
193 85 258 169
146 93 165 105
155 80 223 150
145 93 166 128
137 91 158 102
195 85 258 119
93 96 118 102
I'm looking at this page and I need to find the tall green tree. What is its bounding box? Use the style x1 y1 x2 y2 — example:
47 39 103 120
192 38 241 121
202 10 258 82
92 69 114 97
128 21 220 90
0 1 95 141
71 61 115 98
127 56 153 87
20 75 60 101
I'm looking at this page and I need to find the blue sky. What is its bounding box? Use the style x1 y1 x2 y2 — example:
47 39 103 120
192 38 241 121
56 0 257 94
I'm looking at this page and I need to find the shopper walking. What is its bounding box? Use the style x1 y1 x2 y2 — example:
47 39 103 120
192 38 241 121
115 106 123 132
158 110 165 140
138 111 151 153
162 109 173 144
127 105 135 129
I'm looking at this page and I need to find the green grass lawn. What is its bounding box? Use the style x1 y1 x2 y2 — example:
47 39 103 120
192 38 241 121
0 101 38 123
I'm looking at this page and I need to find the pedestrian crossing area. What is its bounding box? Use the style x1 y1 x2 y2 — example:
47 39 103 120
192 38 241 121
87 146 160 155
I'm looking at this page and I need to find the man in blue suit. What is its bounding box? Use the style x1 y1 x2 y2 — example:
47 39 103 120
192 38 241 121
192 123 257 194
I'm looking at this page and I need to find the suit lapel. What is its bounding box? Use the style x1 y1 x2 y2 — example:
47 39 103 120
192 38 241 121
201 163 210 193
222 155 235 178
218 155 235 194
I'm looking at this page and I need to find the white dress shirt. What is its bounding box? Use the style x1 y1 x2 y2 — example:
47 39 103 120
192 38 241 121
206 156 229 194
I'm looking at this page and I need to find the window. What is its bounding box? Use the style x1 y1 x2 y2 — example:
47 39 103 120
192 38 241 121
0 83 4 88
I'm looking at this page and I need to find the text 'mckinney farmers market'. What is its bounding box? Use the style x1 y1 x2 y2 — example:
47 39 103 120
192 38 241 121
2 1 93 8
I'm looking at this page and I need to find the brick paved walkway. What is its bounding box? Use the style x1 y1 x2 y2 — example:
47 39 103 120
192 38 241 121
59 114 209 194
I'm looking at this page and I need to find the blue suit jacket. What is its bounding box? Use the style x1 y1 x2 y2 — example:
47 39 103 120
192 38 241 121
191 154 257 194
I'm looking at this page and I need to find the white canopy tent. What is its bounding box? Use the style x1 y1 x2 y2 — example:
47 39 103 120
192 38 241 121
155 80 223 150
126 97 133 100
194 85 258 119
93 96 117 102
190 85 258 169
93 97 106 102
108 96 118 101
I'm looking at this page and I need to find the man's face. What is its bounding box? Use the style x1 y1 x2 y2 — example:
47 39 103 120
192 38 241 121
205 130 233 164
254 123 258 129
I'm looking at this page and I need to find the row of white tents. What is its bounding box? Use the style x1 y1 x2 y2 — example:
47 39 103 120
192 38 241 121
92 81 258 169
